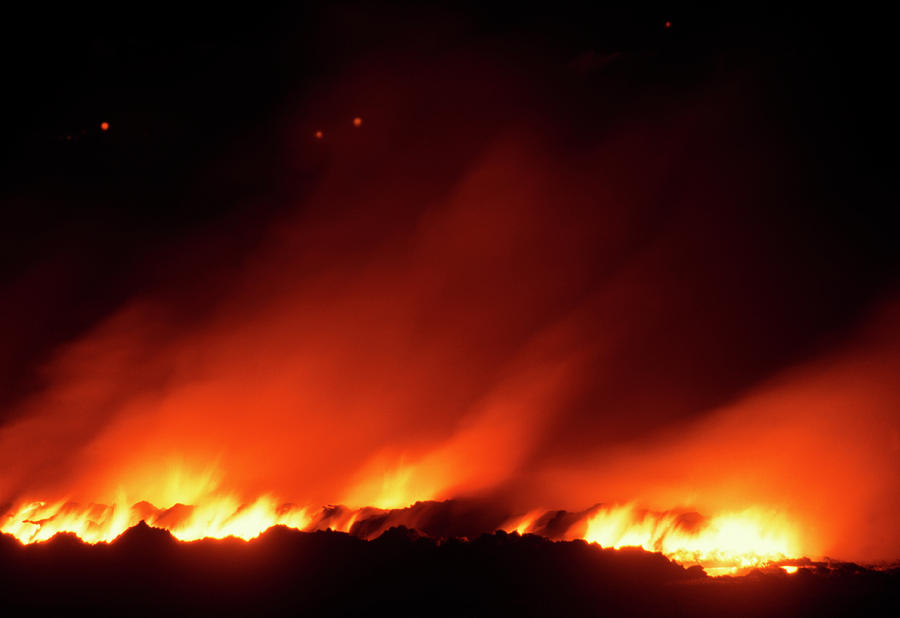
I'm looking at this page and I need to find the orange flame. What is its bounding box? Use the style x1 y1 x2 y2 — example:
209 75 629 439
2 488 803 576
1 495 312 544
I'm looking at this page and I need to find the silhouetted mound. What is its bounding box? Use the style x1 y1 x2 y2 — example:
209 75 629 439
1 525 898 617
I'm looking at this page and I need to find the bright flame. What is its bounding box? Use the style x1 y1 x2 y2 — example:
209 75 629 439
1 494 804 576
0 496 312 544
582 504 800 573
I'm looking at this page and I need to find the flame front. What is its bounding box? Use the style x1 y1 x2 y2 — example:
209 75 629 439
579 505 799 574
2 494 801 576
0 496 312 544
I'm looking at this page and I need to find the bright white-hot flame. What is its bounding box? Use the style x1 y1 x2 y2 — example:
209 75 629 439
582 504 800 572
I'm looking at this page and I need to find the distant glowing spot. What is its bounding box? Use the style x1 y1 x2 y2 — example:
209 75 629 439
665 21 672 29
100 121 110 131
781 565 799 574
352 116 363 127
314 130 324 139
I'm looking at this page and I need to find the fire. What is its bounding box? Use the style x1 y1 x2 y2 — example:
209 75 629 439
1 496 312 544
1 492 803 576
581 504 800 574
1 43 898 574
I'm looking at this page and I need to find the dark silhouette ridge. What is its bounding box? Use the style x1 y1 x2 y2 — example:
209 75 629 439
1 523 898 617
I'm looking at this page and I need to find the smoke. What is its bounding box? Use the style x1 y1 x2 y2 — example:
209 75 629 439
1 12 897 562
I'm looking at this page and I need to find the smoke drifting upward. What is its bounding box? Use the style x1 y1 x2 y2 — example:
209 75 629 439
1 7 897 565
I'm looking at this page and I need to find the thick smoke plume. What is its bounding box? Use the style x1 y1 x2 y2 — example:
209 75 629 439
1 10 897 563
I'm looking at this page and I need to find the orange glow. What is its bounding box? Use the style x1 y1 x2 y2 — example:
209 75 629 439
352 116 363 127
315 130 323 139
501 508 545 535
665 21 672 29
100 121 109 131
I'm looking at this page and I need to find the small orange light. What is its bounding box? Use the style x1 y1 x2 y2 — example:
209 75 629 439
314 130 324 139
100 121 110 131
352 116 363 127
665 21 672 29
